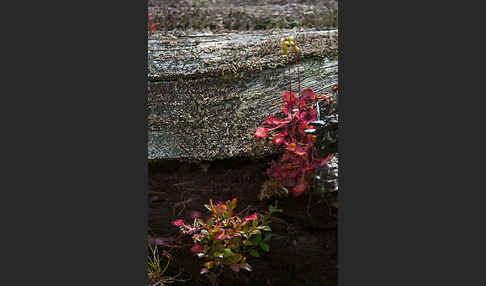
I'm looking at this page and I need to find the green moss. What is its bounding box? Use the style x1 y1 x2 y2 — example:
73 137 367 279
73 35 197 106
149 1 337 32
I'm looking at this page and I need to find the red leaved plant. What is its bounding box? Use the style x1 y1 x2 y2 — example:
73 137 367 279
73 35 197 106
148 11 156 31
255 36 333 196
173 198 281 276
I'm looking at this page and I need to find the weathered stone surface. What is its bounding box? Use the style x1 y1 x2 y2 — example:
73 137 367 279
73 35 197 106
148 0 338 31
148 29 338 161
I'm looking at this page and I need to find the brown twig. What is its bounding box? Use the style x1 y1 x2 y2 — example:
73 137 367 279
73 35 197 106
172 181 195 187
172 196 199 217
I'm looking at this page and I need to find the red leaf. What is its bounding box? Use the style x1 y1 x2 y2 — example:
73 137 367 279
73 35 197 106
282 92 296 106
319 153 334 166
149 23 156 31
286 143 306 156
298 111 307 120
286 142 297 152
266 114 291 126
272 132 287 146
190 210 201 219
215 232 231 240
282 106 290 115
301 88 318 101
265 114 277 125
172 219 185 226
191 244 203 253
287 169 300 179
298 122 311 137
282 91 296 105
293 146 307 156
228 197 238 216
214 201 227 215
292 178 308 196
307 108 317 121
298 98 307 109
243 212 258 222
254 127 269 138
281 152 295 162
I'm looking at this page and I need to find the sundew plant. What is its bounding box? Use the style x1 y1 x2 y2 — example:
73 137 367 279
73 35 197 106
255 36 334 196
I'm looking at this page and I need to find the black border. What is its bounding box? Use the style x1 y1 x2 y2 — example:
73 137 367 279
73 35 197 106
3 0 148 285
3 0 483 285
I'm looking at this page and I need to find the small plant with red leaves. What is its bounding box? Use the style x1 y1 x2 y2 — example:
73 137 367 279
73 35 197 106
255 36 335 197
148 11 156 32
173 198 282 282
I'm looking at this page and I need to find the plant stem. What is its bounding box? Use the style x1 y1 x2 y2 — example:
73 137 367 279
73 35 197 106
296 53 301 98
287 53 292 93
295 52 301 114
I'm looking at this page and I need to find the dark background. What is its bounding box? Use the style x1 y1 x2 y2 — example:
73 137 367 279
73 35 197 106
1 1 485 285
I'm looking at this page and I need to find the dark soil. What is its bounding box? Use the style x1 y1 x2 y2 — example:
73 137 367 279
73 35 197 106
148 156 337 286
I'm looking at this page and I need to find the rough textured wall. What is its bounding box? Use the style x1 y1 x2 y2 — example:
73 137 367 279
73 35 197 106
148 29 338 161
148 0 338 31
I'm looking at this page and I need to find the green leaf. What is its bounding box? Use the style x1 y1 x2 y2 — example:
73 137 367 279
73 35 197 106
205 261 214 270
260 242 270 252
249 249 260 257
268 202 283 214
250 229 261 236
224 248 233 258
240 262 253 272
255 233 262 243
243 240 253 246
264 233 272 241
260 225 272 231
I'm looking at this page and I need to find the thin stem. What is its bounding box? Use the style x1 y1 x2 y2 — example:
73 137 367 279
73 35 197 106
296 53 301 98
295 52 301 114
161 258 170 275
287 53 292 93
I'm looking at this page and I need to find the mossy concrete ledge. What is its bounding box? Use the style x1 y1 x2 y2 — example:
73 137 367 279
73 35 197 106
148 29 338 161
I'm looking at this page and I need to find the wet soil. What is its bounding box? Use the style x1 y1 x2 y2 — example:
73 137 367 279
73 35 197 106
148 156 337 286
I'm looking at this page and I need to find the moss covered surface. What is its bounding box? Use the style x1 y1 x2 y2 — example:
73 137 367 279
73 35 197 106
148 30 338 161
148 0 338 32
